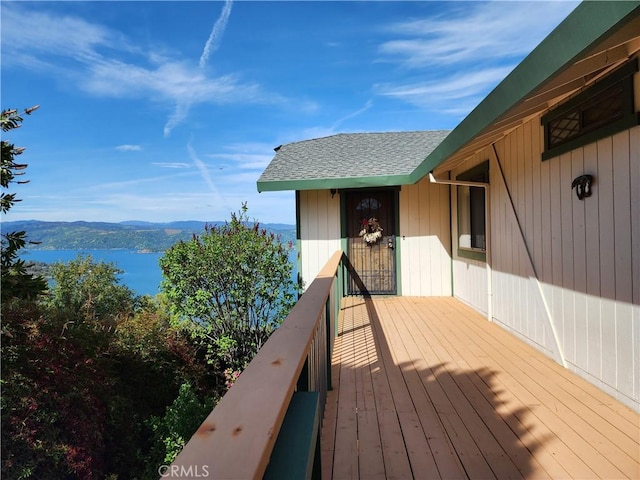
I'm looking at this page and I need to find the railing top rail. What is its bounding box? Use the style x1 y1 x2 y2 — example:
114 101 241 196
166 250 344 480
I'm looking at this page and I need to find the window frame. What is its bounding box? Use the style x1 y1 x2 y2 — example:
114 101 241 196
541 58 639 161
456 160 489 262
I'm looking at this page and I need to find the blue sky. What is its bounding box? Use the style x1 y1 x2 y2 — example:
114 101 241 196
2 0 578 225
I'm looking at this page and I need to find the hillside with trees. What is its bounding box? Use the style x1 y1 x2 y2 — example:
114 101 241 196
3 220 296 252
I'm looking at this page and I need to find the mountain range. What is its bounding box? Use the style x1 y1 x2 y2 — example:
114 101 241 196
3 220 296 252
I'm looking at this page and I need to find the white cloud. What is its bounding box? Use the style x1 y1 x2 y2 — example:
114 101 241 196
152 162 191 169
379 2 579 68
204 142 277 171
88 170 198 192
116 144 142 152
1 4 117 68
372 1 578 116
207 153 272 171
374 66 514 109
1 2 287 139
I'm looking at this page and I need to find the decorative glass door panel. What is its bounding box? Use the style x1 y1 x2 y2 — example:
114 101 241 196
345 190 396 295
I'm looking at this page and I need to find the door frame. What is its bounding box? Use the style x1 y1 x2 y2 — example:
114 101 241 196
340 187 401 295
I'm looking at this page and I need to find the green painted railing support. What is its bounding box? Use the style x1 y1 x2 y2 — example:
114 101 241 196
325 297 333 391
264 391 321 480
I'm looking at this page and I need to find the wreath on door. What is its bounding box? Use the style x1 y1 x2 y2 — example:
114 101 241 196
359 217 383 245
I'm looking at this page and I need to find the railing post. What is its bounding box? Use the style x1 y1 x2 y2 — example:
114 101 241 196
297 357 309 392
325 297 332 391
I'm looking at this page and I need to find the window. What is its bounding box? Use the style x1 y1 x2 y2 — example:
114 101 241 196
542 59 639 160
457 161 489 261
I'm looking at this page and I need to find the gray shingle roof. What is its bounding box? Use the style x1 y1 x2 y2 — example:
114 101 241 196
257 131 450 190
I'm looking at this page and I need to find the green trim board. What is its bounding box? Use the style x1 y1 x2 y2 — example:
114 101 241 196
457 248 486 262
393 188 402 296
258 174 413 193
295 191 303 293
257 175 411 192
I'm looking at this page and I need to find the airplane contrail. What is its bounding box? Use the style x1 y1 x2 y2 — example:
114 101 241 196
164 0 233 136
199 0 233 70
187 141 224 207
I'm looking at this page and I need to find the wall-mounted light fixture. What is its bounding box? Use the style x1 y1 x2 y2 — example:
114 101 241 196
330 188 337 198
571 174 593 200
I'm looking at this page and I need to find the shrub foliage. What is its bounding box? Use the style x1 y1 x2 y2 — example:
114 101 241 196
160 203 298 371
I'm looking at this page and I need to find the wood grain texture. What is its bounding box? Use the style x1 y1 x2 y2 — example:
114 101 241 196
322 296 640 480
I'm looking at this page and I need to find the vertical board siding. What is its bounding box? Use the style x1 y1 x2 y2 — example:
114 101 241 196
630 127 640 402
597 136 618 390
560 150 575 363
299 190 341 288
583 142 602 380
611 130 635 400
484 132 553 356
571 148 588 372
469 119 639 411
452 258 488 314
398 178 452 297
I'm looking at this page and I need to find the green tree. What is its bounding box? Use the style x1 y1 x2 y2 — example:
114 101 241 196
160 204 298 371
145 382 215 473
1 106 47 302
46 255 136 325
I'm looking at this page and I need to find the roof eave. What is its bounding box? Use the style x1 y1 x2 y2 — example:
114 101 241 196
411 0 640 181
257 174 412 192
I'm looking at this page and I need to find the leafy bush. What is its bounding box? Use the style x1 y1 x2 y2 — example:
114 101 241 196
1 302 111 480
1 260 217 479
160 204 299 371
145 382 215 473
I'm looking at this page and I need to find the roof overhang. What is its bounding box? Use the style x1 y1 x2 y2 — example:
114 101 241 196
414 1 640 178
257 2 640 193
257 173 412 192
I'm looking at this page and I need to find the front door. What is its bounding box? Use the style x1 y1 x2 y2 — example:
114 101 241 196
345 190 397 295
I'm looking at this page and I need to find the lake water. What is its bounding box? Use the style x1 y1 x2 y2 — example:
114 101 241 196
24 249 164 296
23 249 298 297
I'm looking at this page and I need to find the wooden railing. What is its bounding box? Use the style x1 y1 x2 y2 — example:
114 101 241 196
164 251 357 480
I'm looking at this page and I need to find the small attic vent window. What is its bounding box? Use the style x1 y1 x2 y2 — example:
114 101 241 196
542 59 639 161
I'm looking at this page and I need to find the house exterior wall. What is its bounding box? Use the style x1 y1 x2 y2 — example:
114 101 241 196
298 183 452 297
452 116 639 411
297 190 342 287
398 178 452 296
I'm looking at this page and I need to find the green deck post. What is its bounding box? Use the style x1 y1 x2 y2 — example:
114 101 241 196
264 391 321 480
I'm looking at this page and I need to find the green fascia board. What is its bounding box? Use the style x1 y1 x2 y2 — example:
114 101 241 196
257 173 413 192
410 1 640 182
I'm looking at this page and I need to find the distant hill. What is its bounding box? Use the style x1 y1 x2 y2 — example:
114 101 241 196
3 220 296 252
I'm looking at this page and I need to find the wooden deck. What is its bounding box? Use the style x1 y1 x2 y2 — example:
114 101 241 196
321 296 640 479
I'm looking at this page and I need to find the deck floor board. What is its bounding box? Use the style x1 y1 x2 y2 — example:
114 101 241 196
321 297 640 480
